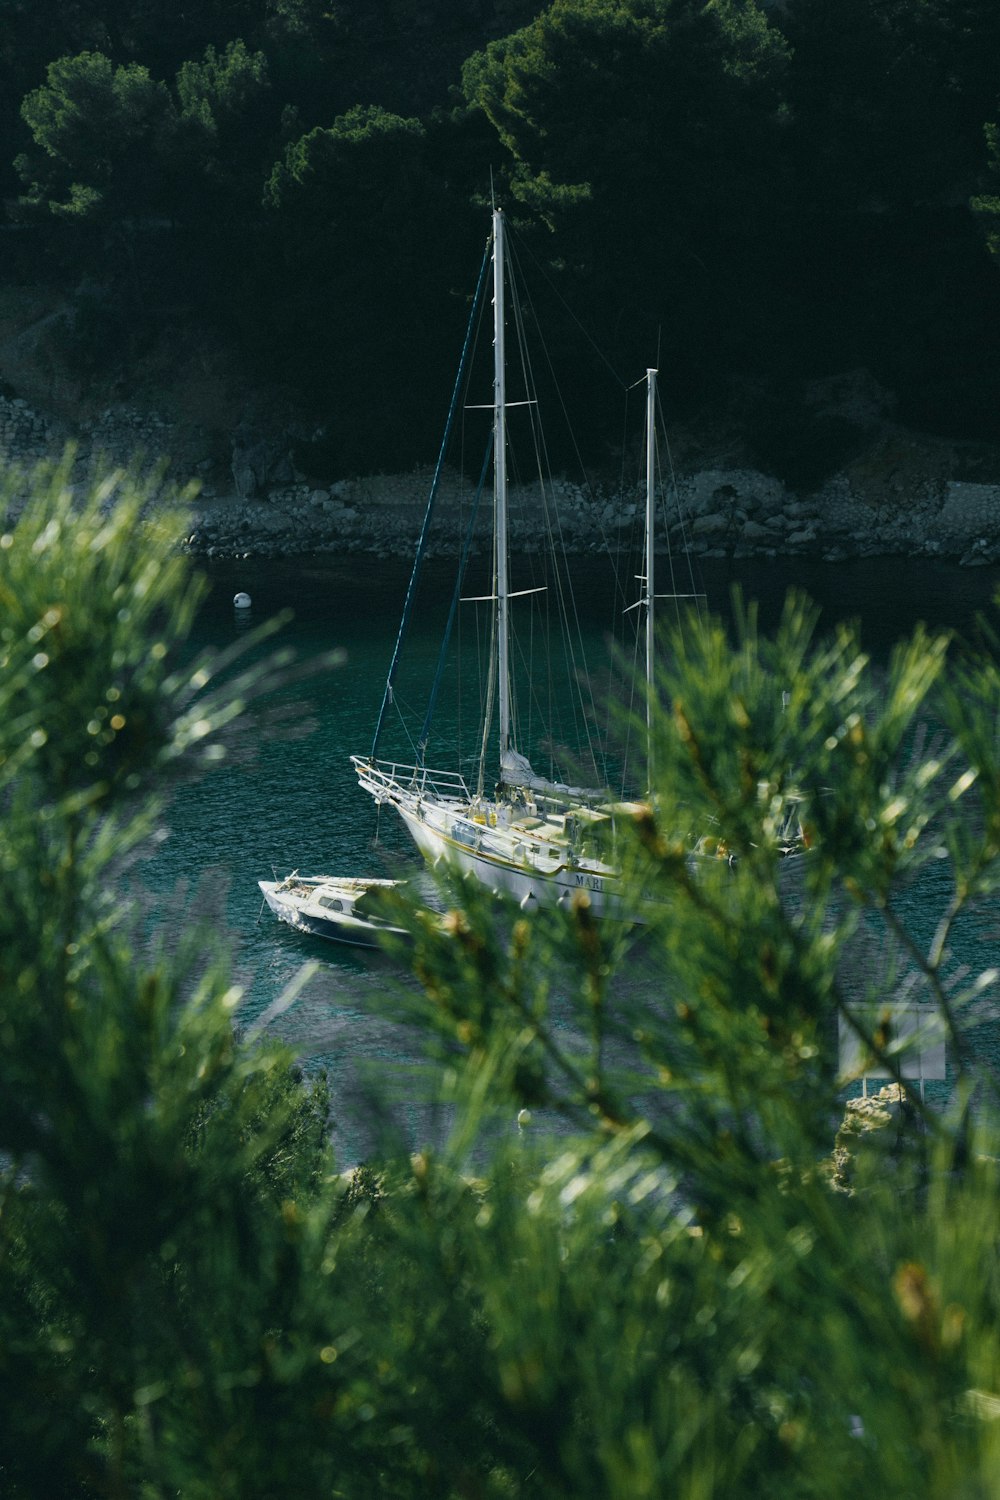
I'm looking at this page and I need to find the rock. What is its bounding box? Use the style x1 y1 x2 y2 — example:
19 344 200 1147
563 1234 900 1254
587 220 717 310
691 512 727 536
2 380 999 562
231 433 295 500
740 519 772 542
255 511 289 534
829 1083 922 1194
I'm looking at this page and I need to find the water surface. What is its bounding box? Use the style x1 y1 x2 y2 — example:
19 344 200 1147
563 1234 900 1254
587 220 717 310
136 553 1000 1159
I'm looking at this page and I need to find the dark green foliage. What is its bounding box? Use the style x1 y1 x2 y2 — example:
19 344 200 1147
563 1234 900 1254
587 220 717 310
746 385 870 492
4 466 1000 1494
171 40 275 209
462 0 792 381
971 108 1000 332
16 51 174 222
783 0 955 213
259 104 481 469
8 0 1000 463
0 466 341 1496
781 0 1000 441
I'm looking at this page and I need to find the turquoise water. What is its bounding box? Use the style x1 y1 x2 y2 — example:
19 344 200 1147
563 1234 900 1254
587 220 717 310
136 552 1000 1159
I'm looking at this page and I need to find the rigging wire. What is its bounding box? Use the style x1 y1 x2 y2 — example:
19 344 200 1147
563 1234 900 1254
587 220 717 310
515 228 630 394
504 230 607 782
373 213 702 806
506 229 658 787
655 388 706 630
370 232 491 760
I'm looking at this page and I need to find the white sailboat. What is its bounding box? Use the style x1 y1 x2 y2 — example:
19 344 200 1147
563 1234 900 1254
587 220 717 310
351 209 696 918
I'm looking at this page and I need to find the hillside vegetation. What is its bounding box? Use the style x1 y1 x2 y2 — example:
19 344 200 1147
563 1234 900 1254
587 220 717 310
3 0 1000 483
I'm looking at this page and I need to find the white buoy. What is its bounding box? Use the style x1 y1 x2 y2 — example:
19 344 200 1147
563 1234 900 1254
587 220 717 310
234 591 252 610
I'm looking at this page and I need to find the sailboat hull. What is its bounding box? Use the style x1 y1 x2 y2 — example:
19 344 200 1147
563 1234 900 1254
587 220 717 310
397 802 622 910
354 756 630 918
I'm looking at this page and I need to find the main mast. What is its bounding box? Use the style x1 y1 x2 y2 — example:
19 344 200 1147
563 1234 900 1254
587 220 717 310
493 208 511 763
645 368 657 772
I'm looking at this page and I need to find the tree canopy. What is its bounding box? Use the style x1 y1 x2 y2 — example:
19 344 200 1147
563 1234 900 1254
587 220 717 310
16 51 173 221
462 0 791 376
4 0 1000 468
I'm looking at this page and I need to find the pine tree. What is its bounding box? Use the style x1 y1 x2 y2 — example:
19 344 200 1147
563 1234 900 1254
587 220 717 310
3 460 1000 1495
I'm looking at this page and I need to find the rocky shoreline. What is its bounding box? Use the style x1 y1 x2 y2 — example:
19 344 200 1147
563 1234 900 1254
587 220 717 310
181 462 1000 569
3 390 1000 568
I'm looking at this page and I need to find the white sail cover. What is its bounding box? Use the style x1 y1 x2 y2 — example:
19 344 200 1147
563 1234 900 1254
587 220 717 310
499 749 605 803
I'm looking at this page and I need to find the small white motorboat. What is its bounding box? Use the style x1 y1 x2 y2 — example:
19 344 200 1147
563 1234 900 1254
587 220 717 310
258 873 414 949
